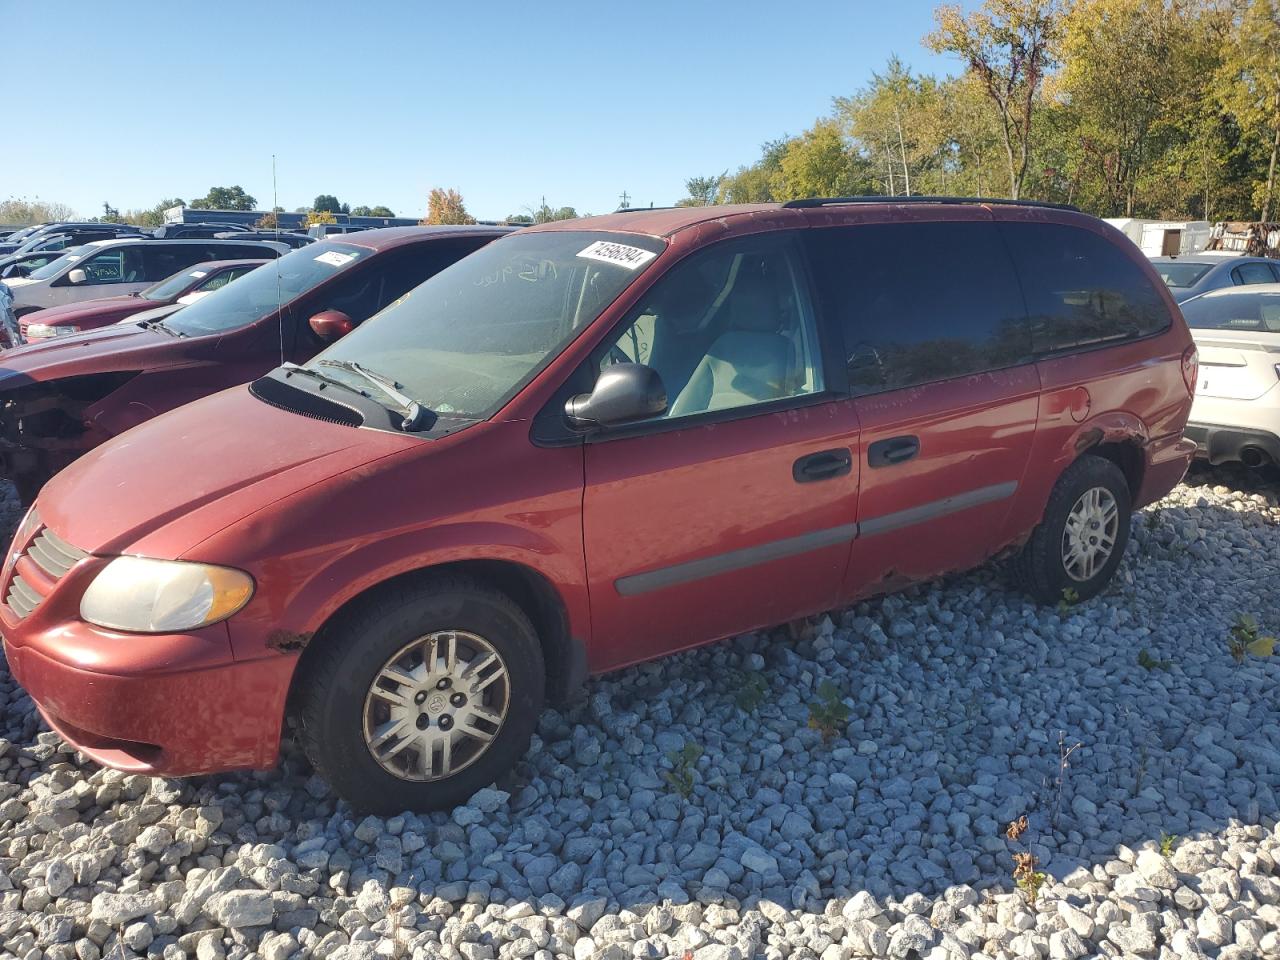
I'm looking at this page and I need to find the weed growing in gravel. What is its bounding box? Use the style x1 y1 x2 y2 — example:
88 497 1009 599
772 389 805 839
663 742 703 798
1160 831 1178 857
1050 732 1084 828
732 671 769 713
1144 509 1161 532
807 680 851 741
1057 587 1080 616
1228 613 1276 664
1137 648 1172 671
1005 816 1047 906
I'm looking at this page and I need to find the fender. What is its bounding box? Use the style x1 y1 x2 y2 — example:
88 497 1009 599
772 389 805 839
225 519 589 665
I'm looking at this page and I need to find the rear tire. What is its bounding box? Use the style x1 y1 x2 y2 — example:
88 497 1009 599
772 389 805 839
1011 454 1131 604
295 575 545 813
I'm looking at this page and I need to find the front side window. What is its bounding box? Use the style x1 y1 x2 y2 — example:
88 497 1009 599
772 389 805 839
308 230 665 419
79 247 145 284
1181 292 1280 332
166 240 371 337
1000 222 1171 353
596 233 825 419
805 221 1030 393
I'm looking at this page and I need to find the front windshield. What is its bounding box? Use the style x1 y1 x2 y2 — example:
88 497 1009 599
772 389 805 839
1155 262 1212 288
142 265 209 302
28 249 86 281
165 241 368 336
309 230 665 419
1181 292 1280 332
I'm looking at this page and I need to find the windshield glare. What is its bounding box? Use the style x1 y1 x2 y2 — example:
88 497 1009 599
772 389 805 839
308 231 665 420
165 241 368 336
142 265 209 302
1155 262 1212 288
28 249 85 281
1182 292 1280 332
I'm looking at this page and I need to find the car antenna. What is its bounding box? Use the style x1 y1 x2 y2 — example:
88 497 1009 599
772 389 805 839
273 153 284 367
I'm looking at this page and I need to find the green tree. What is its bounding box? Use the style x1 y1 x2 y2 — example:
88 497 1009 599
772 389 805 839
838 56 943 195
0 198 76 225
1218 0 1280 218
720 138 792 203
928 0 1063 198
770 119 876 199
676 173 726 206
312 194 342 214
193 185 257 211
422 188 475 225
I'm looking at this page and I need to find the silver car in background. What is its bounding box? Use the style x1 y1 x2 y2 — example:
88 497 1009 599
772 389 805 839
1182 283 1280 468
1151 254 1280 303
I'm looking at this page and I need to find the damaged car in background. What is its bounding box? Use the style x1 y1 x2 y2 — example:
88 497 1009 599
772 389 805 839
0 226 512 502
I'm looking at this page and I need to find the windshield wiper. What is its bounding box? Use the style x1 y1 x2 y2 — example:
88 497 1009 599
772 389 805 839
317 359 434 431
145 318 185 337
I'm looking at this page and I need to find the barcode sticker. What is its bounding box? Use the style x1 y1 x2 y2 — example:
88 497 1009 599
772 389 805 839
577 240 657 270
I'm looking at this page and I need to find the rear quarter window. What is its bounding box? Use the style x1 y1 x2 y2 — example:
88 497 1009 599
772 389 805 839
999 222 1171 354
804 221 1032 393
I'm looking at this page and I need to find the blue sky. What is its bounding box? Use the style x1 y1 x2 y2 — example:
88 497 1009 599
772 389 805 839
6 0 965 221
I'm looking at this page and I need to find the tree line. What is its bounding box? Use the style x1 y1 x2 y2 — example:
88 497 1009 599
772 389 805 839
680 0 1280 222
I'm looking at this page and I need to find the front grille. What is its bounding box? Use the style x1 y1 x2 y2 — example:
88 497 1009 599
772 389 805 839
5 527 88 619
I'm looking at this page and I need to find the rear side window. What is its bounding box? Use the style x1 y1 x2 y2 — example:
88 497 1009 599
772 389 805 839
142 245 209 281
1232 262 1279 285
225 243 279 260
804 221 1031 393
1000 222 1170 353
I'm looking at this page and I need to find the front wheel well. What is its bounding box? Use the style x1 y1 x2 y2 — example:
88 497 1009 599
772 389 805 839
291 559 582 711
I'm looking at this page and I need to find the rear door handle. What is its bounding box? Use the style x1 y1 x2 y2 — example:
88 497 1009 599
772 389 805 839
793 448 853 484
868 435 920 468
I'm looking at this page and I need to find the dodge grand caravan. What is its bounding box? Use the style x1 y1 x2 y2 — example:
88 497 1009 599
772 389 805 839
0 199 1197 812
0 226 512 501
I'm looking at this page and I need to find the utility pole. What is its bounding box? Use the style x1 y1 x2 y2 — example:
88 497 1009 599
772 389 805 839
618 190 631 210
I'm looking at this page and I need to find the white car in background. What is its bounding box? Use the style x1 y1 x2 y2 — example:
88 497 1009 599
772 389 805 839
1181 283 1280 468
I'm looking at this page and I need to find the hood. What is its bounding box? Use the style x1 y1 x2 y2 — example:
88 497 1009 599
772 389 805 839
20 295 146 326
39 385 416 557
0 322 190 388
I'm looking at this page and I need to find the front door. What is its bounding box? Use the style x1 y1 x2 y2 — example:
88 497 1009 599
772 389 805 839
802 218 1041 598
580 232 862 671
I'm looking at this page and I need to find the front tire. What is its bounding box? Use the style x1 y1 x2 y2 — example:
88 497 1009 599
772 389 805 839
1011 454 1132 604
295 575 545 813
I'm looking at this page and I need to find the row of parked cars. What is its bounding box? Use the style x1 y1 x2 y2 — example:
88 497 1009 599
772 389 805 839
0 198 1268 812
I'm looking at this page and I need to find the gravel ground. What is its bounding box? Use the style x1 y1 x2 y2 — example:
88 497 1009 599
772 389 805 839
0 467 1276 960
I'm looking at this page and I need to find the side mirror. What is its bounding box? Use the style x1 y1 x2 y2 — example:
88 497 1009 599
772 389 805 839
565 363 667 429
67 268 87 285
309 309 355 342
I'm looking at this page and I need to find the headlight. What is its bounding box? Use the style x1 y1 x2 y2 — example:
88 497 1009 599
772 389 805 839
25 323 79 339
80 556 254 633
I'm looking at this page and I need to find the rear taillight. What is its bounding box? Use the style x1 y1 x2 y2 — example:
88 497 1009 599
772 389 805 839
1182 345 1198 397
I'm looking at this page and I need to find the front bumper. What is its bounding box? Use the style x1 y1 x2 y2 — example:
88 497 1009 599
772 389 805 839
1184 422 1280 467
1 615 295 776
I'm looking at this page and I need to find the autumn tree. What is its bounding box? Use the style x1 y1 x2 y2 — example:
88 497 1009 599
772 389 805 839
305 210 338 227
928 0 1063 198
719 138 792 203
838 56 943 196
1218 0 1280 218
770 120 877 199
422 188 475 225
256 212 280 229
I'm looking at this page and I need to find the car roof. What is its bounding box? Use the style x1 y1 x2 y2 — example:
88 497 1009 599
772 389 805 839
314 224 517 252
187 258 272 270
522 199 1102 240
1195 282 1280 298
1151 254 1273 264
82 237 283 250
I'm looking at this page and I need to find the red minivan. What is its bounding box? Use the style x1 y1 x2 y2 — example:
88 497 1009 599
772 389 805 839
0 199 1197 812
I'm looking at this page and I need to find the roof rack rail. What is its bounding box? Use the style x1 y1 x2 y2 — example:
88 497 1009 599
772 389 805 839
614 206 682 213
780 195 1081 212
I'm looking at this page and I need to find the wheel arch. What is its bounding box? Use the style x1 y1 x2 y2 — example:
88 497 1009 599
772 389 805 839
287 557 586 716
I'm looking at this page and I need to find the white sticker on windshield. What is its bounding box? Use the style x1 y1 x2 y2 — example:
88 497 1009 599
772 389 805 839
190 270 207 278
576 240 657 270
314 250 355 268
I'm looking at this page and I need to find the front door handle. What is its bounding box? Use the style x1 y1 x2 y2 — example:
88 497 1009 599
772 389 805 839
793 448 853 484
868 435 920 468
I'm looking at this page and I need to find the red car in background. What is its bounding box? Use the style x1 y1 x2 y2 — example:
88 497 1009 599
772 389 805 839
0 199 1196 812
20 259 269 342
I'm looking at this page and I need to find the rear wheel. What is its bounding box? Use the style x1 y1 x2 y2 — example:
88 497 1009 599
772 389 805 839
296 575 544 813
1011 454 1131 604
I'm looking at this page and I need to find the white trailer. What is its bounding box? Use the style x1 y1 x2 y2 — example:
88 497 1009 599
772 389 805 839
1104 218 1211 257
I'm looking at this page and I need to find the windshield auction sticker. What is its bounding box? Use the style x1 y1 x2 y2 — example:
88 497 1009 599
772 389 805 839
314 250 356 268
576 240 657 270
